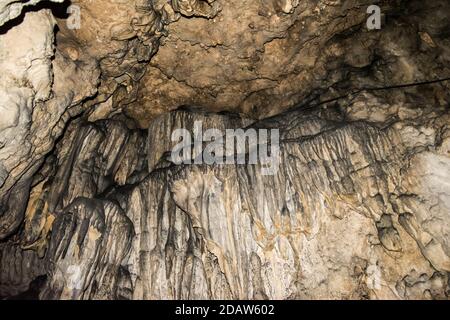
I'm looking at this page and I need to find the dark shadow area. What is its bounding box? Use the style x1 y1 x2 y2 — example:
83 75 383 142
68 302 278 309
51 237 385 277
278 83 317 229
2 275 47 300
0 0 71 35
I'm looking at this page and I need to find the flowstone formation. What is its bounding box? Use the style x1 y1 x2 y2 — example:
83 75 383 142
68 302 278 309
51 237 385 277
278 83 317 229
0 0 449 300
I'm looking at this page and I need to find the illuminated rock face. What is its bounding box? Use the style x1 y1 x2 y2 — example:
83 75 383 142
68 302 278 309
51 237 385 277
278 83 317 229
0 0 64 26
0 0 449 300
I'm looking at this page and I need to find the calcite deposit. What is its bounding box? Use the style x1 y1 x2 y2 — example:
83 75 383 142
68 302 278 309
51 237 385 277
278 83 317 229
0 0 449 300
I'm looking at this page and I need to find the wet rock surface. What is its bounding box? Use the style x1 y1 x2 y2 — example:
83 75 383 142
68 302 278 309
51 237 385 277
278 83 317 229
0 0 449 300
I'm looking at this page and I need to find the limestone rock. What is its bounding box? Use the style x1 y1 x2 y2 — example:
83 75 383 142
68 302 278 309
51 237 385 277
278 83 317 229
0 0 449 301
0 0 63 26
126 0 450 127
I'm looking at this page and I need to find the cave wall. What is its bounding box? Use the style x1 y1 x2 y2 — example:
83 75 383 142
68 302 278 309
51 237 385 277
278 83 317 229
0 0 449 300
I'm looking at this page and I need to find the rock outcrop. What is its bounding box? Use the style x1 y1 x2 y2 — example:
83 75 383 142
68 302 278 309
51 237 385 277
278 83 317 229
0 0 449 300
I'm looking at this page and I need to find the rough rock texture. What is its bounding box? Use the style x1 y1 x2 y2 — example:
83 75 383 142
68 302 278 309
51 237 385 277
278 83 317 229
9 93 448 300
126 0 450 127
0 8 63 239
0 0 166 240
41 198 134 300
118 101 450 299
0 0 63 26
0 0 449 300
